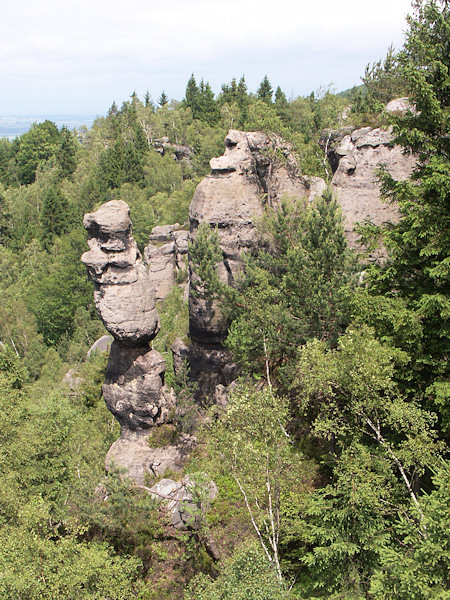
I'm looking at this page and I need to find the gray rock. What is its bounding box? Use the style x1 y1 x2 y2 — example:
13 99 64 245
103 341 174 433
146 242 177 302
143 226 189 301
189 130 325 344
62 368 83 391
82 200 160 344
105 431 195 486
148 223 181 243
149 474 218 529
385 97 416 115
320 127 416 257
87 334 113 358
171 338 239 402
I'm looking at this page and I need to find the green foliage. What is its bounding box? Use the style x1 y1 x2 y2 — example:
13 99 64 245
205 384 314 580
148 424 179 447
370 461 450 600
186 542 291 600
352 44 406 116
223 193 356 384
0 521 143 600
359 0 450 420
189 223 224 301
41 184 69 246
257 75 274 104
15 120 61 185
294 326 443 471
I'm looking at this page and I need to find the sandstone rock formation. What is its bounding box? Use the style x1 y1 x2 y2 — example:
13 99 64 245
81 200 159 344
320 126 416 255
152 137 193 162
148 475 217 529
82 200 189 485
189 129 325 345
143 224 189 302
103 343 173 432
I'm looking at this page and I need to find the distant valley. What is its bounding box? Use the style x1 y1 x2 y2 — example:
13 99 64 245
0 114 96 138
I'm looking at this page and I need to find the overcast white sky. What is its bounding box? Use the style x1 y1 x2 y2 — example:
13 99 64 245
1 0 413 116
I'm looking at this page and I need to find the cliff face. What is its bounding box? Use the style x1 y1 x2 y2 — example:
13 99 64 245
188 129 325 345
81 123 416 482
320 126 416 256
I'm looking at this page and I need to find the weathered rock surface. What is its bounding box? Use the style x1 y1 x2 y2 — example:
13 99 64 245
82 200 190 485
149 475 218 529
105 432 195 486
87 334 113 358
143 225 189 302
189 129 325 344
385 97 416 115
103 341 175 433
81 200 159 344
320 126 416 255
171 337 239 403
152 138 193 162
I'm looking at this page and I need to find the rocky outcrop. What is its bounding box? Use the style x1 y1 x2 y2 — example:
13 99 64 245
105 433 194 486
82 200 189 485
148 475 217 529
189 129 325 345
81 200 159 344
152 137 193 162
171 338 239 403
385 97 416 115
87 334 113 358
320 125 416 255
143 224 189 302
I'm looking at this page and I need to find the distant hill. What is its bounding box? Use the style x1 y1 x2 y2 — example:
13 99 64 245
337 84 366 98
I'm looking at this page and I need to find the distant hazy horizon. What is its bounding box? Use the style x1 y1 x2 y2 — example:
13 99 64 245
0 115 97 139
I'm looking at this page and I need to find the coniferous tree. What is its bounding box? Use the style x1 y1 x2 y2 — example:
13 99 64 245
57 126 78 180
257 75 273 103
197 80 219 125
158 91 169 107
274 86 288 106
143 89 152 108
184 74 200 117
40 186 69 246
362 0 450 411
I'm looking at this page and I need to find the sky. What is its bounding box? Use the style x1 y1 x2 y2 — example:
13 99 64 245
1 0 414 117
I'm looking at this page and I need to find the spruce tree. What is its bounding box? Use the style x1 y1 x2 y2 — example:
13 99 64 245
363 0 450 408
158 91 169 107
257 75 273 103
184 74 199 117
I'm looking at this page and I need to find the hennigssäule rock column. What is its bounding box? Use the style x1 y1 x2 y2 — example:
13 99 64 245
82 200 187 485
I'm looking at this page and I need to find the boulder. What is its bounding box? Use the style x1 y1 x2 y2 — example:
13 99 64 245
105 431 195 486
385 97 416 115
149 475 218 529
87 334 113 358
82 200 160 344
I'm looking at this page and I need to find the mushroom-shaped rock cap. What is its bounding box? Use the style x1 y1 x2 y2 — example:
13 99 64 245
84 200 131 236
